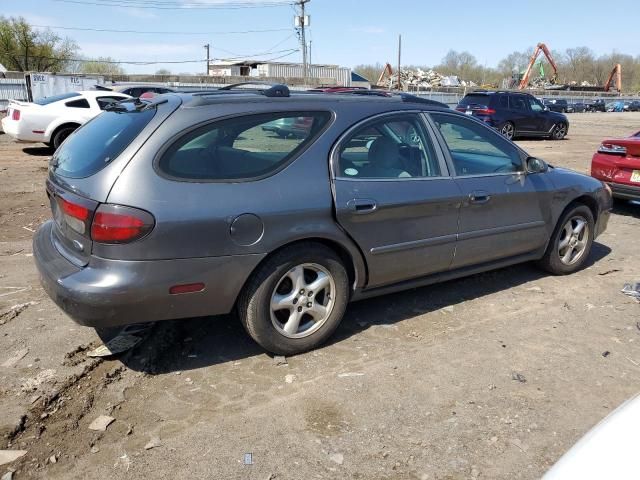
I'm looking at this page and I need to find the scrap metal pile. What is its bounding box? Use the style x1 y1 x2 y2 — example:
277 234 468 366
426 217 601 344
378 66 477 90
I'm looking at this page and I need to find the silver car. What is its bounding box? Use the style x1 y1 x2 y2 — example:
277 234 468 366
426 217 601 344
34 86 612 355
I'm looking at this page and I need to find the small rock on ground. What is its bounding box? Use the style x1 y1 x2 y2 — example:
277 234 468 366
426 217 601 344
329 453 344 465
88 415 115 431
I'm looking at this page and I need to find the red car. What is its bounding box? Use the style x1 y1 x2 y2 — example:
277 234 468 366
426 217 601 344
591 131 640 200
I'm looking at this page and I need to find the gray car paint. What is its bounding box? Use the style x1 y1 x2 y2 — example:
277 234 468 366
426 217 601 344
35 92 612 329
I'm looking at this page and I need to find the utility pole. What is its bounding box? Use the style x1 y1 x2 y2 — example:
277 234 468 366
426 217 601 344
204 43 210 76
397 34 402 91
296 0 310 78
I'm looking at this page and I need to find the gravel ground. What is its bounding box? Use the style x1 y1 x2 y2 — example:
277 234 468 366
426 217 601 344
1 112 640 480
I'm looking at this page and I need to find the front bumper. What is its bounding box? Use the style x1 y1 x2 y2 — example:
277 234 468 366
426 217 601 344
33 220 265 328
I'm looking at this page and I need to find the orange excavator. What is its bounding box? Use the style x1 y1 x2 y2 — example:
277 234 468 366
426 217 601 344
518 43 558 89
603 63 622 92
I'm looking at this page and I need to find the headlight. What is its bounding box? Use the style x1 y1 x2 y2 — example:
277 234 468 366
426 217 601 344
598 143 627 155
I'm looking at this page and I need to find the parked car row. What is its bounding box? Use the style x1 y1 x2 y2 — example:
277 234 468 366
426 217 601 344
540 97 640 114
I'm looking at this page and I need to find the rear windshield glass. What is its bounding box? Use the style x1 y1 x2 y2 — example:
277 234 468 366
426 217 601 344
52 107 156 178
34 92 80 105
458 94 491 108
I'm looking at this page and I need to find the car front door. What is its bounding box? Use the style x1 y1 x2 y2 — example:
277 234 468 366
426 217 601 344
332 112 462 287
526 96 550 134
428 112 551 269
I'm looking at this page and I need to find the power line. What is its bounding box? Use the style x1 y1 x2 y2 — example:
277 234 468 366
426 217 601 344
31 24 292 36
0 52 207 65
0 49 300 65
51 0 294 9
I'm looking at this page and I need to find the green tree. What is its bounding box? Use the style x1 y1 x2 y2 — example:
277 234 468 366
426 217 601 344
80 57 125 76
0 16 77 72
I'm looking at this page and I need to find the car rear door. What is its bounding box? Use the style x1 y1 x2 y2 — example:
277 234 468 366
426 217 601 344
428 112 551 269
332 112 462 287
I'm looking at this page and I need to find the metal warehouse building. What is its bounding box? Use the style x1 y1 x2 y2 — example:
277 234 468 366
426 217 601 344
208 60 352 87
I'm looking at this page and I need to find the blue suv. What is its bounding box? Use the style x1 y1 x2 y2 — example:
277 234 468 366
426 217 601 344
456 91 569 141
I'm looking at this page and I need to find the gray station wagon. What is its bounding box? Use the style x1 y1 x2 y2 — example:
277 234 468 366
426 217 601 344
33 85 612 355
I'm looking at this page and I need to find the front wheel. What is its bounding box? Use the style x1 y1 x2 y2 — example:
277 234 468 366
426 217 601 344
537 204 594 275
551 122 567 140
499 122 515 140
237 243 349 355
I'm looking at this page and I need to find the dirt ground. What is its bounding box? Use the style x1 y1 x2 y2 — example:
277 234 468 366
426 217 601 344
1 113 640 480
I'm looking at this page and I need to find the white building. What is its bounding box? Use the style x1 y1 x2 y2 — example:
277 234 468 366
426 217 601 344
207 60 352 86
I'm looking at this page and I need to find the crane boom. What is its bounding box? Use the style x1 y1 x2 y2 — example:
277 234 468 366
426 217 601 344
604 64 622 92
518 43 558 90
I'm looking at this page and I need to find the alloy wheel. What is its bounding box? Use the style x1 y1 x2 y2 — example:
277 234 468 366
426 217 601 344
553 123 567 139
501 123 514 139
557 216 589 265
270 263 336 339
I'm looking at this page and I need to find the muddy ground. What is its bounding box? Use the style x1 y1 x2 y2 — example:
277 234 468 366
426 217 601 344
1 113 640 479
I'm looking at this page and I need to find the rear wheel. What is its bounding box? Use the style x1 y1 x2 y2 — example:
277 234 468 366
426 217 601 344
537 204 594 275
52 125 78 150
499 121 515 140
551 122 567 140
237 243 349 355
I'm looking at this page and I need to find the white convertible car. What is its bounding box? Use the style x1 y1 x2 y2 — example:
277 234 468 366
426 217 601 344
1 90 130 149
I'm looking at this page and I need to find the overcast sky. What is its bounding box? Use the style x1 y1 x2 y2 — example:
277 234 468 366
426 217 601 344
4 0 639 74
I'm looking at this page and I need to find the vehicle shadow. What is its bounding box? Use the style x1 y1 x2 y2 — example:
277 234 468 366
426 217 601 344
22 146 53 157
611 199 640 219
118 242 611 375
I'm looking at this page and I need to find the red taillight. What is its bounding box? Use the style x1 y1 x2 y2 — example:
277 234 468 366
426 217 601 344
11 109 20 121
91 205 154 244
474 108 496 115
455 107 466 112
61 198 90 221
59 197 91 234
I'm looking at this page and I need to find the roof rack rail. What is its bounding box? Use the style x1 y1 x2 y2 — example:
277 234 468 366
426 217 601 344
218 82 290 97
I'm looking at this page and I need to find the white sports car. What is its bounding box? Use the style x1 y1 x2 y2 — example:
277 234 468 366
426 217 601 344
1 90 130 149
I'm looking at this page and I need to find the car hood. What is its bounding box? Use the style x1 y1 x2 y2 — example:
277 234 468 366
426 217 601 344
543 392 640 479
546 110 569 123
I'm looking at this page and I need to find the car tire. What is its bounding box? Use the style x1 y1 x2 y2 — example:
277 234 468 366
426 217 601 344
237 243 349 355
499 121 515 140
52 125 78 150
537 204 594 275
551 122 567 140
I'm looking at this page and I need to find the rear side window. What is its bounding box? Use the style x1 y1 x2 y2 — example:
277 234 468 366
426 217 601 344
52 107 156 178
65 98 90 109
158 112 331 181
458 94 491 109
497 95 508 109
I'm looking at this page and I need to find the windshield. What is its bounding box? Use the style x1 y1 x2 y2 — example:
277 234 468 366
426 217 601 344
34 92 81 105
52 106 156 178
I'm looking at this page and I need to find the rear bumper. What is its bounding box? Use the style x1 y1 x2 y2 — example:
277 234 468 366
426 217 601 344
33 220 265 328
1 117 45 142
606 182 640 201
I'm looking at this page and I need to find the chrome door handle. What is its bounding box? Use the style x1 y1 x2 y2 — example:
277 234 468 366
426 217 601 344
469 191 491 205
347 199 378 214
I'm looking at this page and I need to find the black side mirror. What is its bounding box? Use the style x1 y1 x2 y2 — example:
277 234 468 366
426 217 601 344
527 157 547 173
